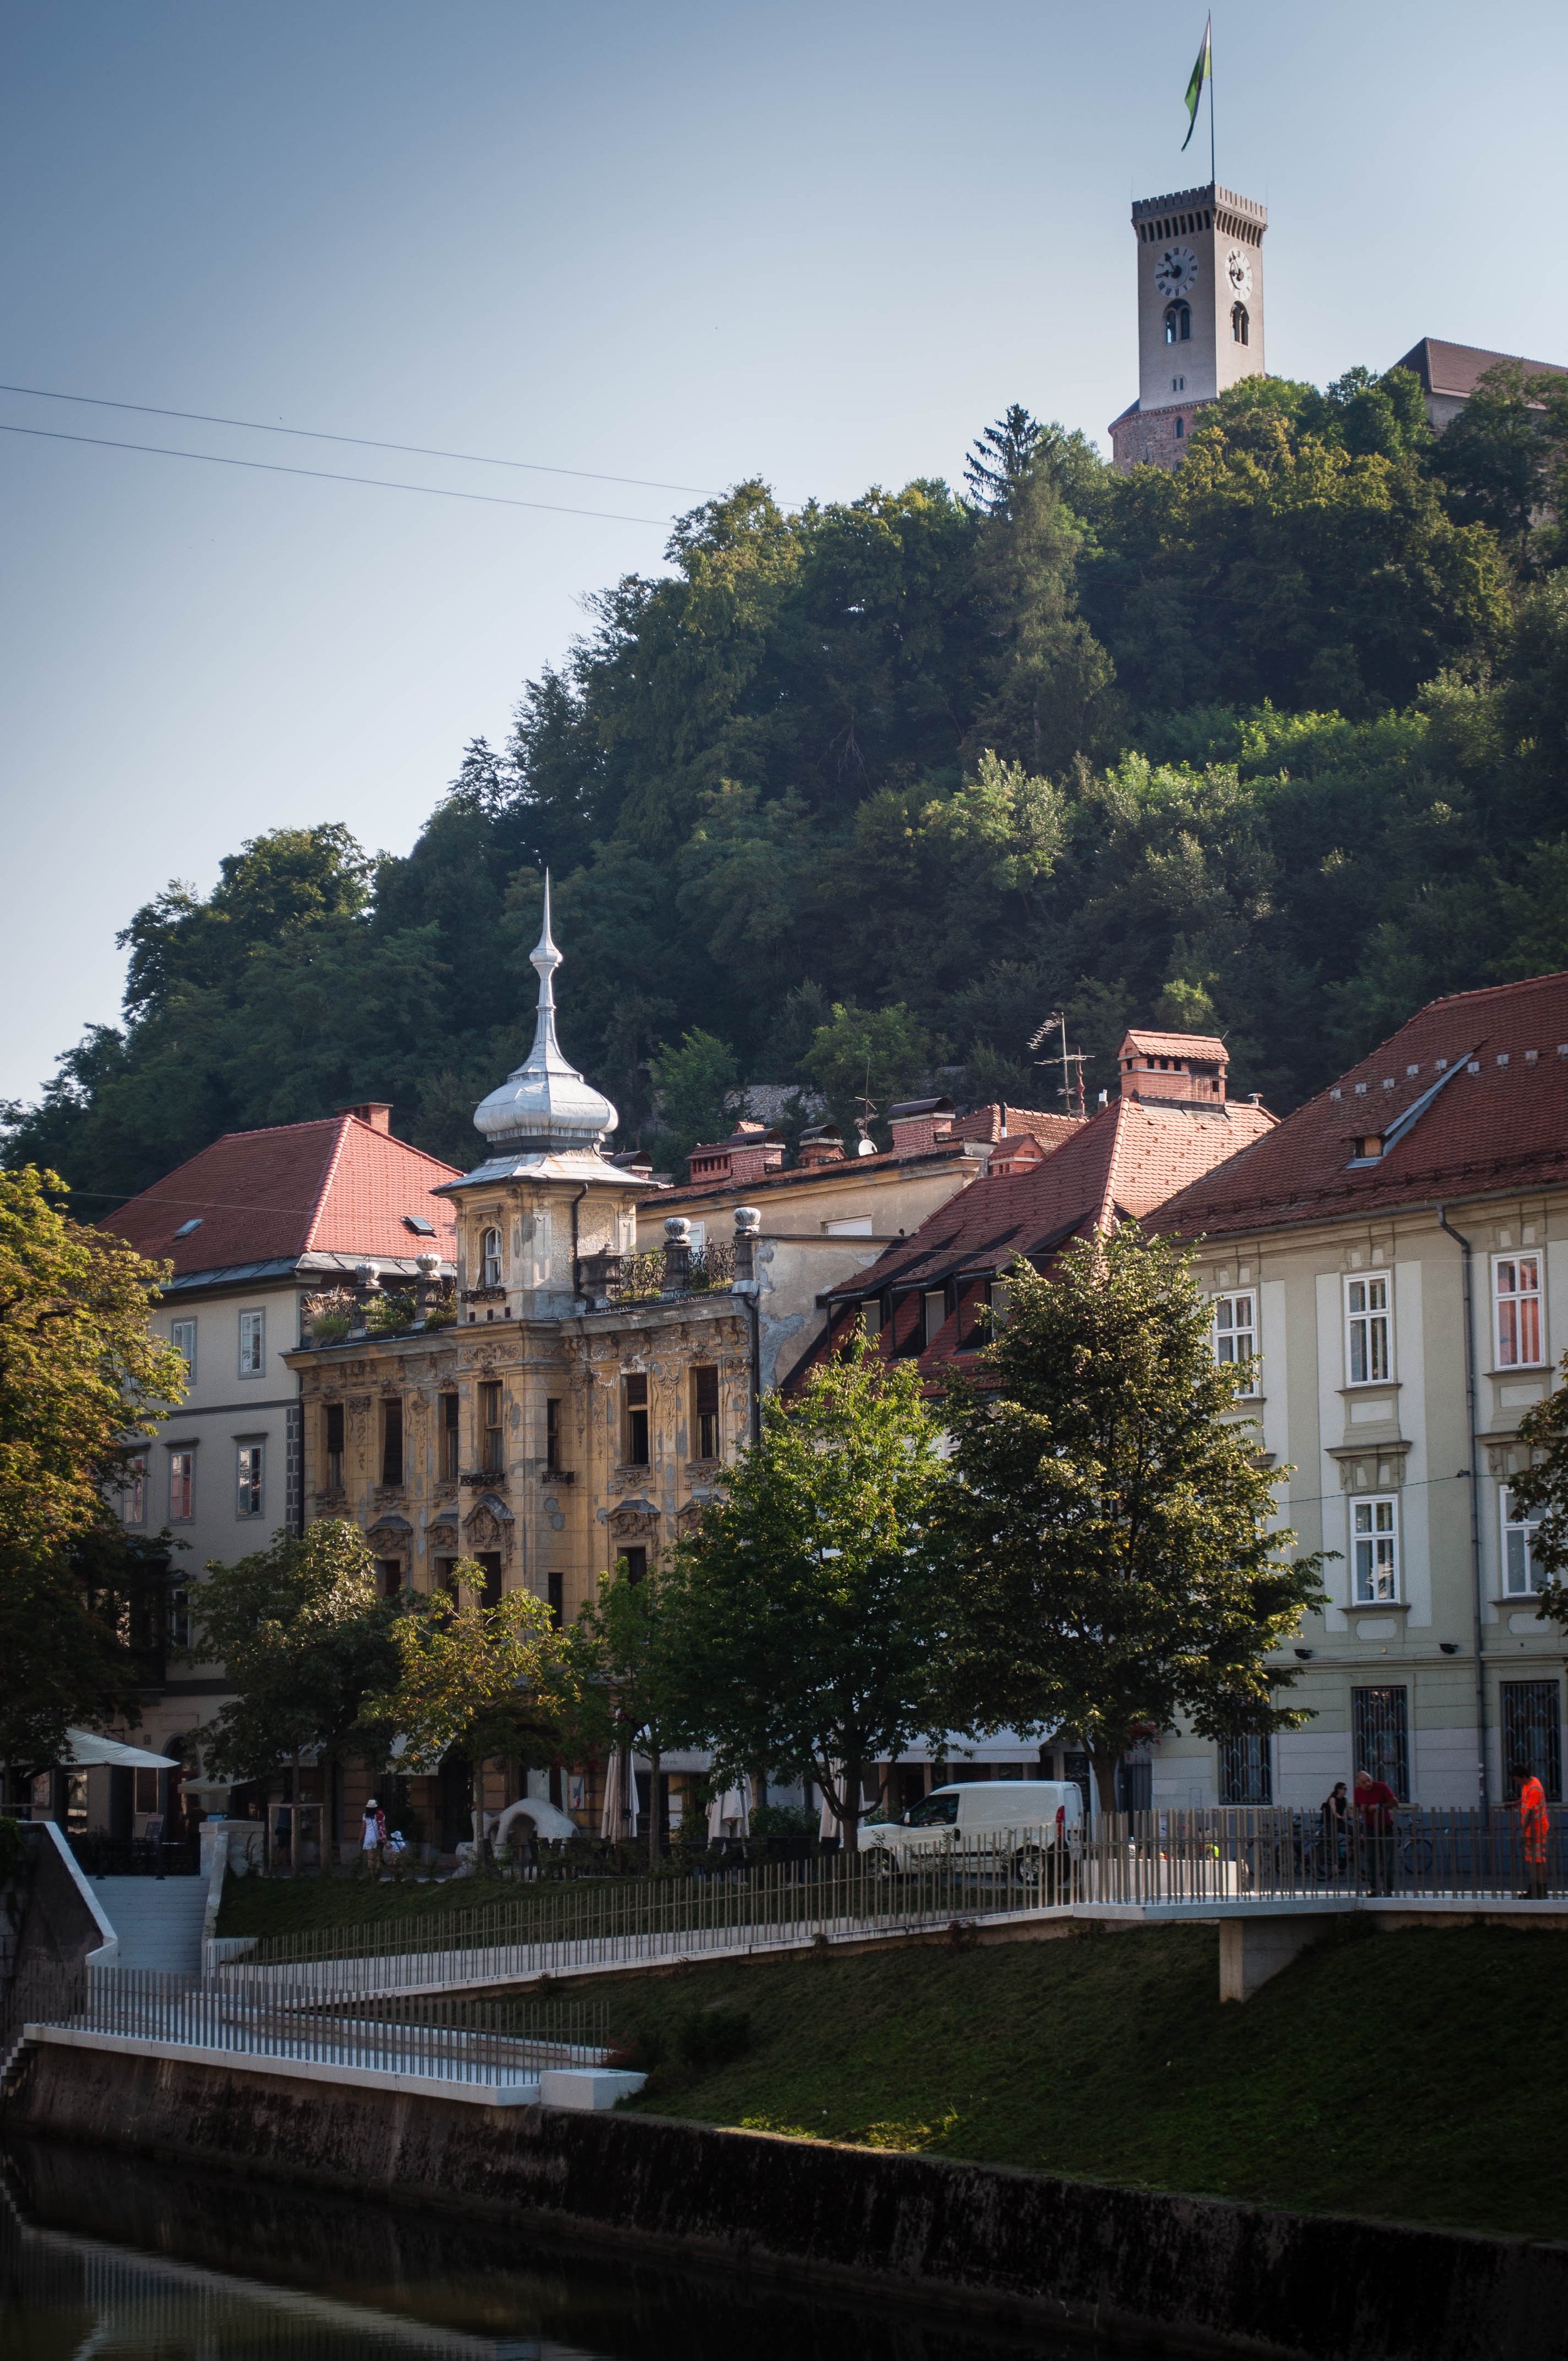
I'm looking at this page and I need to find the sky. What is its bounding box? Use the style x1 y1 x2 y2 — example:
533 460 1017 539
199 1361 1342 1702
3 0 1566 1108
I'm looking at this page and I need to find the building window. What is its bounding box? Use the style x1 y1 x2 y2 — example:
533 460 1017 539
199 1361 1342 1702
1219 1735 1273 1805
1345 1273 1391 1384
1232 302 1249 344
692 1365 719 1459
480 1226 504 1288
435 1557 458 1600
1352 1685 1409 1800
1495 1253 1544 1367
619 1546 648 1584
1163 300 1191 344
1502 1486 1543 1596
238 1308 265 1377
236 1443 264 1518
546 1571 564 1628
120 1455 147 1526
134 1766 161 1816
546 1398 563 1472
922 1290 947 1347
1502 1679 1562 1802
988 1278 1011 1329
1351 1496 1399 1602
169 1450 195 1522
169 1589 191 1648
378 1559 403 1600
171 1317 197 1377
476 1553 502 1610
324 1402 344 1490
1174 415 1184 439
440 1391 459 1480
1211 1290 1258 1394
381 1398 405 1487
623 1373 650 1467
859 1298 883 1337
479 1381 504 1473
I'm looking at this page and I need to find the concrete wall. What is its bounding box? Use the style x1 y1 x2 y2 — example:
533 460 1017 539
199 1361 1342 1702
6 2042 1568 2361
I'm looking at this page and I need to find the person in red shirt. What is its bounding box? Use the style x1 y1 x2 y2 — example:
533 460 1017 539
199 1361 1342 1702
1353 1767 1399 1894
1514 1758 1550 1900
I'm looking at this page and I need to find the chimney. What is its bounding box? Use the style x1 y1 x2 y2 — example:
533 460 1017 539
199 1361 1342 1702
341 1101 393 1133
1115 1034 1228 1107
888 1097 956 1155
797 1123 845 1168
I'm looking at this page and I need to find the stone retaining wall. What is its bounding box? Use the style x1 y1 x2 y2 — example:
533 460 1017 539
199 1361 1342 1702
6 2039 1567 2361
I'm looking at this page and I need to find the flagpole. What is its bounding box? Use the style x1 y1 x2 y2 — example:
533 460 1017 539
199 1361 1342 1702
1209 17 1216 189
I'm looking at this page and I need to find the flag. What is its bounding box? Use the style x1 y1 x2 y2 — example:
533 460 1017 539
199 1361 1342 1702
1182 16 1212 152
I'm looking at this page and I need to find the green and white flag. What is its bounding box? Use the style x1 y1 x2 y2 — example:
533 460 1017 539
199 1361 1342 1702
1182 15 1212 151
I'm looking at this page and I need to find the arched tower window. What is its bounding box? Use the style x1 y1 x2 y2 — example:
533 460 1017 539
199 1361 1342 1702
1174 415 1184 440
480 1226 503 1288
1231 302 1249 346
1163 301 1191 345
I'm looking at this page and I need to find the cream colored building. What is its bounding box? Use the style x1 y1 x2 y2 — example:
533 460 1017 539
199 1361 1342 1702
1110 181 1268 470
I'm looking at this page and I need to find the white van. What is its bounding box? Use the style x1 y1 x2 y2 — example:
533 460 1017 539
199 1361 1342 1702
860 1778 1084 1879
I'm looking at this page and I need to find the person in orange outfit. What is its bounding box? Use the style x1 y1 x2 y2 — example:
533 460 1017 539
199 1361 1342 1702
1515 1758 1550 1900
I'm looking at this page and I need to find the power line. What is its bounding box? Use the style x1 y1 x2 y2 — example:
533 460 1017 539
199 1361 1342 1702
0 379 721 498
0 421 675 525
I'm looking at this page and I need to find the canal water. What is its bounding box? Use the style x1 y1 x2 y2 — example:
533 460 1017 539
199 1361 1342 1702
1 2138 1156 2361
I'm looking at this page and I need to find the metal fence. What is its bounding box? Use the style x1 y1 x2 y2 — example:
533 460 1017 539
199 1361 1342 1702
3 1961 608 2090
230 1806 1568 1995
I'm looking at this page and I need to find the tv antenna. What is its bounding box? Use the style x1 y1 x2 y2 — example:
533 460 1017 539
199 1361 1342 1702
1027 1010 1091 1118
853 1057 878 1157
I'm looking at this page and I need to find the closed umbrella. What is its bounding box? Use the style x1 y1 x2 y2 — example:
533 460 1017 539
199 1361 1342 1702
706 1775 751 1840
600 1751 638 1842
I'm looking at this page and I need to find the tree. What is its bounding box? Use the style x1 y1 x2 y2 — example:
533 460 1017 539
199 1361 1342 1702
800 1000 934 1145
196 1521 401 1867
0 1166 186 1764
363 1565 581 1846
936 1226 1327 1809
1501 1366 1568 1631
648 1027 739 1163
572 1557 687 1870
664 1330 951 1844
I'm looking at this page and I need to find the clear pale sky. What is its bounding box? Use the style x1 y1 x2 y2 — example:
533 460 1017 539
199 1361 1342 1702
3 0 1565 1107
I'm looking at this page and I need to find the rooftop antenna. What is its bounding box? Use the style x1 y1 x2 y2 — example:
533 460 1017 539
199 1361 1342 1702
853 1056 878 1157
1027 1010 1091 1118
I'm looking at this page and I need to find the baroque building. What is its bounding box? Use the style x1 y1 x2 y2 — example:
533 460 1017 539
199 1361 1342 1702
285 888 756 1846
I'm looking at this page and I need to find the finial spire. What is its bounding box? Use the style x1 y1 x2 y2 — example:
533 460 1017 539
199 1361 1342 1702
529 871 563 1053
470 869 618 1154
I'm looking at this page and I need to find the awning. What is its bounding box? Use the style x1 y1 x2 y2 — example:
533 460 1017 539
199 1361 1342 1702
61 1729 179 1771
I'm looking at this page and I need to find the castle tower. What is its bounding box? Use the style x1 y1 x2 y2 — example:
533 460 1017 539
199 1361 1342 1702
1109 182 1267 471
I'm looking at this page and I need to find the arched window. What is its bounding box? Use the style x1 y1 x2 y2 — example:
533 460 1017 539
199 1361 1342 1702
1163 301 1191 345
480 1226 503 1288
1231 303 1249 346
1174 415 1185 440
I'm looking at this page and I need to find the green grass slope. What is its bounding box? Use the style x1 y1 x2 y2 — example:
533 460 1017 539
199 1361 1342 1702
578 1924 1568 2242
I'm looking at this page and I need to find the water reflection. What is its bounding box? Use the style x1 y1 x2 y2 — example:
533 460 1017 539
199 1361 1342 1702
2 2139 1146 2361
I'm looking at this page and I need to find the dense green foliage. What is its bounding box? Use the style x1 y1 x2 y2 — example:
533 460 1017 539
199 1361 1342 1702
9 364 1568 1197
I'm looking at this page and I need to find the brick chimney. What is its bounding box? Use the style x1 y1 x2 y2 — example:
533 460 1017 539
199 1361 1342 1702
1116 1032 1228 1106
687 1122 785 1186
797 1123 845 1167
341 1101 393 1133
888 1097 955 1155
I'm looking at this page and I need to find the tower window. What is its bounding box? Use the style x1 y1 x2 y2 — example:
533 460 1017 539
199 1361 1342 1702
479 1381 504 1473
440 1390 459 1480
623 1372 650 1467
480 1226 503 1288
1232 302 1249 346
1163 301 1191 345
1175 416 1184 439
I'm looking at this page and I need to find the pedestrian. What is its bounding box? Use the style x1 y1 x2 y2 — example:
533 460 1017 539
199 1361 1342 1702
1514 1758 1550 1900
361 1796 387 1870
1353 1766 1399 1894
1321 1780 1351 1877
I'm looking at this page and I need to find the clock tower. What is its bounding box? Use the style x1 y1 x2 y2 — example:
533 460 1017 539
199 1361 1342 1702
1109 181 1267 470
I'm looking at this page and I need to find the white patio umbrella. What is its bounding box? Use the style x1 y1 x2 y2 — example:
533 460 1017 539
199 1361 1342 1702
706 1775 751 1840
600 1751 638 1841
60 1729 178 1770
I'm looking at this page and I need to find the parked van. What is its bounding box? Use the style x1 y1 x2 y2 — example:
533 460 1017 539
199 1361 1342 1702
860 1778 1084 1884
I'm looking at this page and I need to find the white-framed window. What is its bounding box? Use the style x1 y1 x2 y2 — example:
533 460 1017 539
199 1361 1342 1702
825 1216 873 1238
1494 1253 1544 1368
922 1289 948 1347
1351 1495 1399 1603
238 1308 265 1377
169 1449 195 1522
1211 1290 1258 1394
480 1226 504 1288
120 1454 147 1526
236 1442 265 1518
171 1317 197 1377
1502 1486 1543 1596
1345 1273 1391 1385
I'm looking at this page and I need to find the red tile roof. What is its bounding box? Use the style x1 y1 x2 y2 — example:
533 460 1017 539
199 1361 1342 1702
797 1096 1274 1387
1157 969 1568 1241
1121 1029 1229 1063
102 1116 460 1277
948 1103 1085 1149
1395 338 1567 400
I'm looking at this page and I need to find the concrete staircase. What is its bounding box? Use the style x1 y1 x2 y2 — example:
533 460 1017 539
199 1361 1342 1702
93 1877 207 1973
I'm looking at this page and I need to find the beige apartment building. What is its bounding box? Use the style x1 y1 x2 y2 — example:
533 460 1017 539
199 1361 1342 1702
1156 972 1568 1813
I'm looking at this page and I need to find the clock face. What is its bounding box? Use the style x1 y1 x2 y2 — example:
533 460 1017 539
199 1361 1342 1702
1154 245 1199 299
1227 248 1253 299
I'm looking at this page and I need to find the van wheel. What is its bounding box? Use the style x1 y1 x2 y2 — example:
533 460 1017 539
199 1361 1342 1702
868 1849 899 1879
1012 1844 1047 1890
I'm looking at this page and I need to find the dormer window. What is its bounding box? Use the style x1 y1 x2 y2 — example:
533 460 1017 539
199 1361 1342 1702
480 1226 503 1288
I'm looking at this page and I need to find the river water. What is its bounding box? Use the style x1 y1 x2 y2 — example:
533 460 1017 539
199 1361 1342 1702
1 2139 1153 2361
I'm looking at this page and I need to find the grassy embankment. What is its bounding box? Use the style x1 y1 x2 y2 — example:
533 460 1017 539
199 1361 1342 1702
218 1877 1565 2240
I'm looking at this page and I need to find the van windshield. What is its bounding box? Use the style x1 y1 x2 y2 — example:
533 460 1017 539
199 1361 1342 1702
903 1793 960 1827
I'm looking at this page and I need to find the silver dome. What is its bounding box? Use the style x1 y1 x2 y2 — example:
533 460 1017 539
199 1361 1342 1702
472 879 618 1152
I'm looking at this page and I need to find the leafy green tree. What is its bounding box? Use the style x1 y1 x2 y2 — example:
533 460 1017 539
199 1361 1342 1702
649 1027 740 1164
1432 363 1567 564
664 1330 951 1843
936 1226 1328 1809
196 1521 402 1867
572 1557 687 1870
800 1001 934 1144
1500 1369 1568 1633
